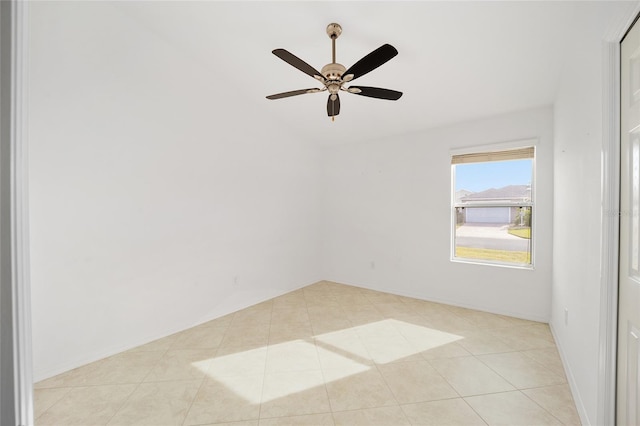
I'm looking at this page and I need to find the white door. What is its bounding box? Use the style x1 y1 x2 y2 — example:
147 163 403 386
619 17 640 425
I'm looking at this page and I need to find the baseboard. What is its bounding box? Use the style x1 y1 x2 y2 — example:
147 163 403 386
325 279 550 323
549 322 590 425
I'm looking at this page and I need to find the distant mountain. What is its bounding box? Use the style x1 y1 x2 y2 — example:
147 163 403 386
460 184 530 202
455 189 474 202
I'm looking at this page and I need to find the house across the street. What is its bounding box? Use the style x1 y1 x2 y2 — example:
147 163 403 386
457 184 531 224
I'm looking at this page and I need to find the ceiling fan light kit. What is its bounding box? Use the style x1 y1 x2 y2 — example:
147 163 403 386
266 23 403 121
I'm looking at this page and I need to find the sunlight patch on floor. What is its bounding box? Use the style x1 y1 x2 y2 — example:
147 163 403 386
194 319 463 403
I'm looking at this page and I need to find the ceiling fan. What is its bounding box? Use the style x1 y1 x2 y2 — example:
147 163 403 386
266 23 403 121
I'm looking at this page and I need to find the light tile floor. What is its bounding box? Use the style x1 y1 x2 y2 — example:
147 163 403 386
34 281 581 425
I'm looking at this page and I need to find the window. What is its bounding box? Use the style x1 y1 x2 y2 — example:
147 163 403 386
451 146 534 267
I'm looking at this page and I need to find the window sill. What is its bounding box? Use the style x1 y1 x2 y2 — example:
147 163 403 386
450 257 535 270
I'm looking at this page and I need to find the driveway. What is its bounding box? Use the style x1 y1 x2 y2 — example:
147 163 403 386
456 223 530 251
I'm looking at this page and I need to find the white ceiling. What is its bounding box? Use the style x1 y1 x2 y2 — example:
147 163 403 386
112 1 630 145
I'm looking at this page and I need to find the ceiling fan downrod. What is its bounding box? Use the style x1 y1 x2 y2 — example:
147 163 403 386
327 23 341 64
321 23 347 86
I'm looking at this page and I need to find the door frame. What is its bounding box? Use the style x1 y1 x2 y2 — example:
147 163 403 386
0 1 33 425
600 4 640 425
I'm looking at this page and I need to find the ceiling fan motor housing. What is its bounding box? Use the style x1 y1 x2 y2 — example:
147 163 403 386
321 63 346 81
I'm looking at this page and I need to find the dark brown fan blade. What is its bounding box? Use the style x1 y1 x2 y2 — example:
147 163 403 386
343 44 398 81
266 88 321 100
349 86 403 100
272 49 324 81
327 94 340 117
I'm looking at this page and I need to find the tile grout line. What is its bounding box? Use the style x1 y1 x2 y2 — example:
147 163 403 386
103 344 173 426
179 369 211 425
181 309 241 426
98 382 141 426
474 347 568 391
307 288 339 425
517 388 568 425
421 356 465 401
30 386 72 422
371 361 413 425
460 396 491 426
256 297 274 421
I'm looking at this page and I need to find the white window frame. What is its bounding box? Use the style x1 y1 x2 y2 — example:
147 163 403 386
450 139 537 269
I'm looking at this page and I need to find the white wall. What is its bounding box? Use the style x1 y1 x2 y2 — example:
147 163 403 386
551 2 636 424
28 3 321 381
320 106 554 321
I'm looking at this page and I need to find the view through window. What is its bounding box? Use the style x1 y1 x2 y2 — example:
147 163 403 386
452 147 534 267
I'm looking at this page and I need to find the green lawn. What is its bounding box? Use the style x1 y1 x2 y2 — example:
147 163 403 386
456 247 531 264
508 227 531 239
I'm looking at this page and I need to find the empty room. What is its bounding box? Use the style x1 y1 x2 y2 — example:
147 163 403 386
2 1 640 425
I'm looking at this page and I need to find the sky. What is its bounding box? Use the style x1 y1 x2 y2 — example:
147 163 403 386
454 159 533 193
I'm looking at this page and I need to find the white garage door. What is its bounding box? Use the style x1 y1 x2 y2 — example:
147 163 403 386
465 207 510 223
